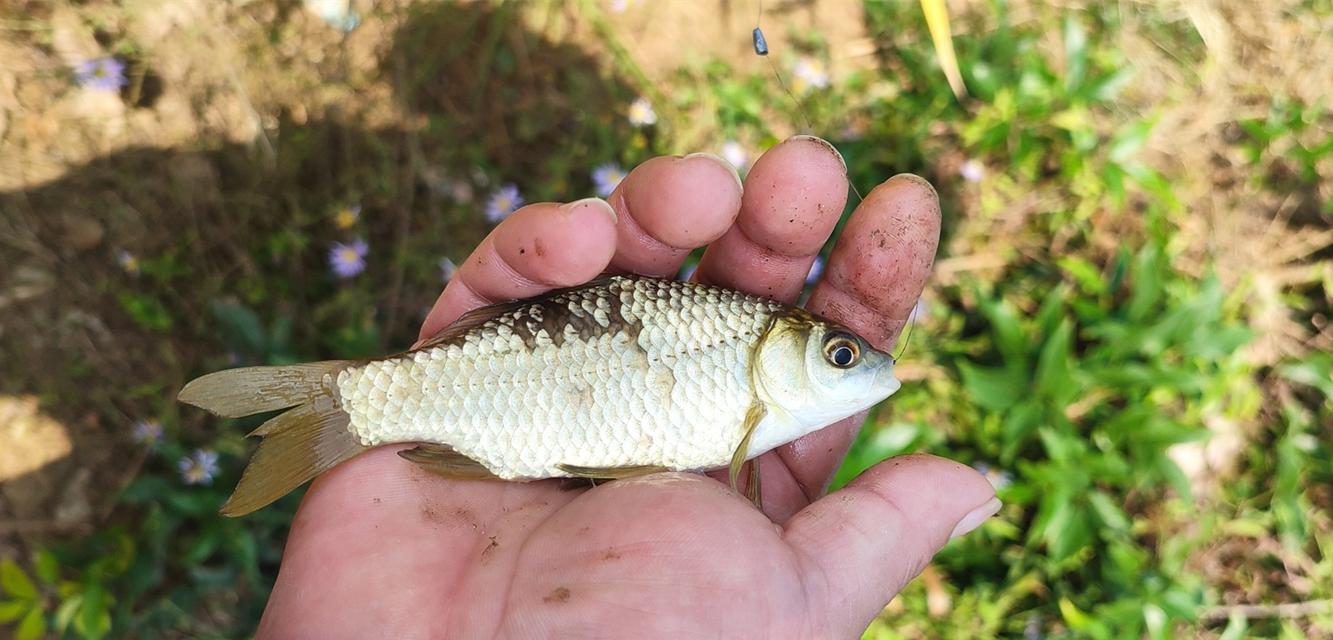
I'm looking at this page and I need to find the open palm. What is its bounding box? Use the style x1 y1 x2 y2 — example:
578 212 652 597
258 137 999 638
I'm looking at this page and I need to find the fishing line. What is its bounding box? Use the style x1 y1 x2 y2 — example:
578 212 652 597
752 3 912 359
750 2 865 205
894 307 918 363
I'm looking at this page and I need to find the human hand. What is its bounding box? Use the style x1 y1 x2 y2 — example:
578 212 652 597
258 136 1000 638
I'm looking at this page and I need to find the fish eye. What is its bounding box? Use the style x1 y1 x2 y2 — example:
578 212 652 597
822 332 861 369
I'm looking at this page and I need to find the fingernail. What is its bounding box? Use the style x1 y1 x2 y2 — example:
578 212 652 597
887 173 940 201
562 197 617 223
683 152 744 191
789 134 847 174
949 496 1001 540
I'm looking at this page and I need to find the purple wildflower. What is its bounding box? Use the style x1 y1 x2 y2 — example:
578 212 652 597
131 420 163 446
591 163 627 198
971 461 1013 490
179 449 220 485
485 184 524 223
329 238 368 278
74 57 127 92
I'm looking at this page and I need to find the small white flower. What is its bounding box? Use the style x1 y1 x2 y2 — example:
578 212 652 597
627 97 658 127
720 141 749 171
115 249 140 275
305 0 360 31
792 57 830 94
960 159 985 183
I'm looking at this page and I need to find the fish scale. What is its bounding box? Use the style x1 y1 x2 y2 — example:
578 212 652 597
336 277 777 478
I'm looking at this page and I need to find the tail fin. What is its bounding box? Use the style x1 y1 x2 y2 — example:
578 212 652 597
177 361 368 517
178 361 356 418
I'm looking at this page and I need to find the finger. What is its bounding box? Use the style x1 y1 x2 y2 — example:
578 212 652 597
809 173 941 349
783 454 999 635
607 153 743 276
695 135 848 301
775 173 942 502
418 198 619 342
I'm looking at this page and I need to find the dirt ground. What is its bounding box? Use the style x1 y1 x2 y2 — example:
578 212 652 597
0 0 871 554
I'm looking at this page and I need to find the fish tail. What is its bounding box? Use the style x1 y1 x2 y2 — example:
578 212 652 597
177 361 368 517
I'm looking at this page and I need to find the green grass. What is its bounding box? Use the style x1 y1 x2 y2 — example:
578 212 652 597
1 1 1330 638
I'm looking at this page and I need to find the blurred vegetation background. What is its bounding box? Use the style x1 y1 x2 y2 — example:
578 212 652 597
0 0 1329 637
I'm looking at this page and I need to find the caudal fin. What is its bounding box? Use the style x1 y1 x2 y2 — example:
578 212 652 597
177 361 368 517
178 361 356 418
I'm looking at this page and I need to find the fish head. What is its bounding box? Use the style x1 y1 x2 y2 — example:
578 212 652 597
752 311 901 439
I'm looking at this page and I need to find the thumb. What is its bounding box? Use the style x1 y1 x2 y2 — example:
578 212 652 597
781 453 1000 635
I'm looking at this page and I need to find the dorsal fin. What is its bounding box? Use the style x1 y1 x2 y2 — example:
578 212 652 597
410 276 624 352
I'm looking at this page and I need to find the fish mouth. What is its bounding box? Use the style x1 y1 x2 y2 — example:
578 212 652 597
870 359 902 401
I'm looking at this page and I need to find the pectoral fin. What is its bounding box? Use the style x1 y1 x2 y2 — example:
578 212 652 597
745 456 763 512
556 464 668 480
398 444 499 480
729 402 766 500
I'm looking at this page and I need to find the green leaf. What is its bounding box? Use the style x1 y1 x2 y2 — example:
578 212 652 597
15 607 45 640
1059 597 1095 631
1219 612 1248 640
211 301 267 356
978 295 1029 364
33 552 57 586
1000 400 1042 463
1110 119 1155 164
54 596 80 633
184 527 223 564
0 561 36 600
1034 285 1069 339
74 585 110 640
1062 15 1088 92
1047 501 1094 562
1125 245 1164 321
1058 255 1108 296
0 600 29 623
958 362 1025 411
1089 491 1131 533
1034 319 1077 408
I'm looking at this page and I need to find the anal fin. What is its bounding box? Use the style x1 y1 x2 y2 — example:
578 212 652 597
745 456 763 512
556 463 667 480
398 444 499 480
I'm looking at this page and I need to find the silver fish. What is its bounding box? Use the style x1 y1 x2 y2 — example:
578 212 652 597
178 275 900 516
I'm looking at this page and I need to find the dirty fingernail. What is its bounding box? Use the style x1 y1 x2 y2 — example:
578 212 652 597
887 173 939 200
789 134 847 174
949 496 1001 540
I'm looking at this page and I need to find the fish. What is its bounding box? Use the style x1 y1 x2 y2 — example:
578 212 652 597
177 275 901 516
